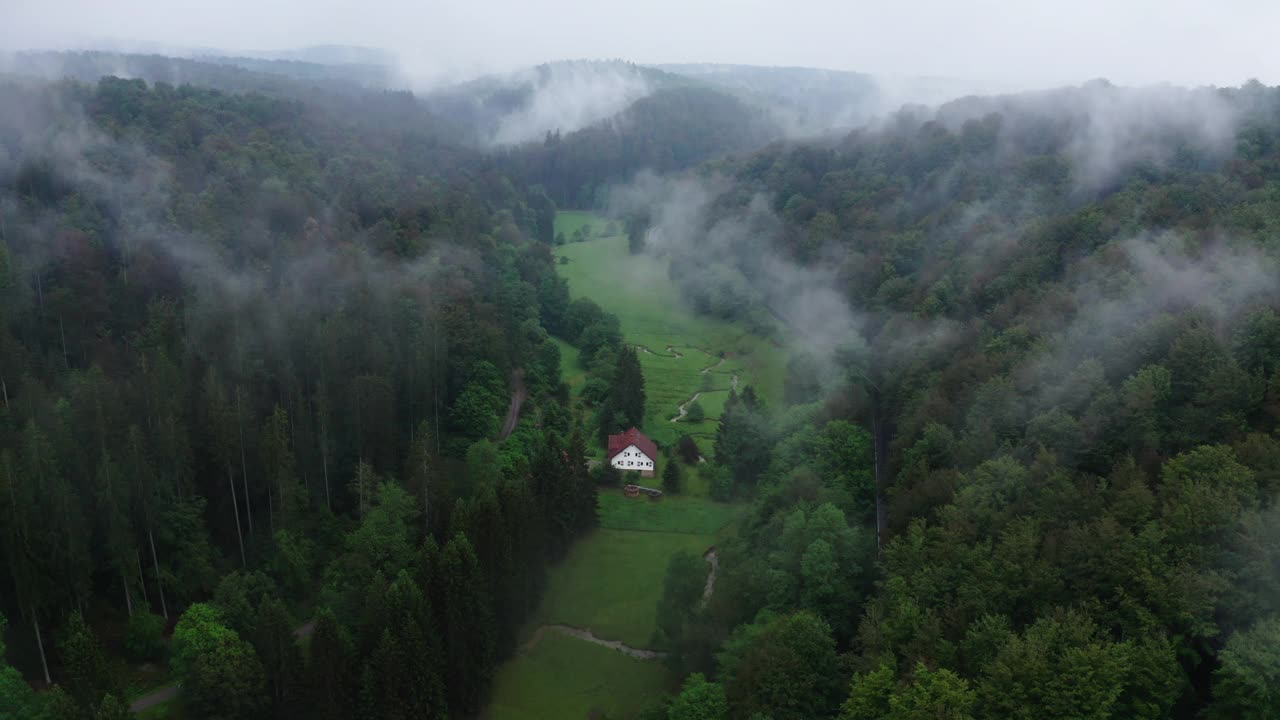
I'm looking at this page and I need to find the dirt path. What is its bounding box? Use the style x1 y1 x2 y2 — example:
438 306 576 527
499 369 528 440
130 684 181 713
701 357 725 373
670 392 703 422
524 624 668 660
131 617 316 713
702 548 719 604
633 344 681 358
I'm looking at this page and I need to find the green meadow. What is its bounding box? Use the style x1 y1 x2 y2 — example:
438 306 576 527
484 212 764 720
552 216 786 452
485 631 673 720
531 527 714 649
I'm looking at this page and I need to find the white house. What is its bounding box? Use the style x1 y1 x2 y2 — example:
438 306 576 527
607 426 658 478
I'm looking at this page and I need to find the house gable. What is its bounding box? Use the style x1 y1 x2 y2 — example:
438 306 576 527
609 443 655 471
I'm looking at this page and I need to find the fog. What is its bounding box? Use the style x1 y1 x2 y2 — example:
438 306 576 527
4 0 1279 90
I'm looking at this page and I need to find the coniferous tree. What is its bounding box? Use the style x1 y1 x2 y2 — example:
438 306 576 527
663 457 683 494
58 611 116 714
303 609 357 720
442 533 495 715
251 595 301 716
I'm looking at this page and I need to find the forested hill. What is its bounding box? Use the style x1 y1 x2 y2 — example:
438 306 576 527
630 79 1280 719
4 50 464 140
501 85 778 207
0 72 600 719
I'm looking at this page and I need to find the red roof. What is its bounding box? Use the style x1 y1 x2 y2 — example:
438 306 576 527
607 427 658 461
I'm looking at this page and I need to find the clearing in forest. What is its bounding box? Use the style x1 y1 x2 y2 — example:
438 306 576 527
484 486 742 719
552 213 786 452
484 213 761 719
485 631 673 720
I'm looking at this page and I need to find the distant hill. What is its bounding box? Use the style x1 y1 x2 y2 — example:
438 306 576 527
501 84 778 206
2 50 465 141
656 63 880 135
423 60 693 146
656 63 998 136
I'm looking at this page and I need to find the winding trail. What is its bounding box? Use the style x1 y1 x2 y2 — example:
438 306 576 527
521 550 721 661
499 369 528 440
130 684 181 713
670 392 703 422
633 344 679 358
524 625 668 659
130 618 318 713
702 548 719 604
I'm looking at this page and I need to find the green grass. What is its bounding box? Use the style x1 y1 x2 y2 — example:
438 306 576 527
533 528 715 649
597 489 743 535
552 337 586 395
554 225 786 452
554 210 617 243
486 632 672 720
488 222 779 720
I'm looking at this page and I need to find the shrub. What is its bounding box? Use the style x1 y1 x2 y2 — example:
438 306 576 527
678 436 701 464
686 400 706 423
124 611 167 662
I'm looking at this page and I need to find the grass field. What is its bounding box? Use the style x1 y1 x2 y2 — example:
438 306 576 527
597 489 742 535
552 337 587 395
486 631 673 720
532 528 715 649
484 212 766 720
554 211 616 242
553 224 786 451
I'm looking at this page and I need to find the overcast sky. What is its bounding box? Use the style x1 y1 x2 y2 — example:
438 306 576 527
3 0 1278 89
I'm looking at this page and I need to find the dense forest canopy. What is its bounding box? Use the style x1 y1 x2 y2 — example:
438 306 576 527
1 44 1279 720
624 78 1280 720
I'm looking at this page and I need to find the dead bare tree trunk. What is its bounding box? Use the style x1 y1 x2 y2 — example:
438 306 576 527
227 463 246 567
32 608 50 685
136 551 149 607
149 528 167 619
121 567 133 617
58 316 69 369
236 386 254 535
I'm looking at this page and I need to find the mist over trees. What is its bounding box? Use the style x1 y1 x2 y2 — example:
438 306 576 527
0 67 601 718
2 41 1280 720
633 78 1280 719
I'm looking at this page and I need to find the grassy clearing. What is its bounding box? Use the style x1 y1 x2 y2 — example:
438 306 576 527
554 227 786 451
552 337 586 395
533 528 715 649
485 214 772 718
597 489 743 535
486 632 672 720
554 211 616 242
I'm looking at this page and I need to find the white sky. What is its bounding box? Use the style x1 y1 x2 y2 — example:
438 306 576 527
2 0 1278 89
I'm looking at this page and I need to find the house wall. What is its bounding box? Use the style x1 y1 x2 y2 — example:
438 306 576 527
611 443 656 477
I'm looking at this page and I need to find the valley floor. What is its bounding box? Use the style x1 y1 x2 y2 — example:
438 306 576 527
484 212 766 719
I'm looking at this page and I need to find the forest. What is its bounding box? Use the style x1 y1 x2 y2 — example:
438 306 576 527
0 49 1279 720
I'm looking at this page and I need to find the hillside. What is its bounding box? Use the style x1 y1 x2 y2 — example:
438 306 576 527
607 77 1280 718
422 60 689 147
